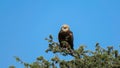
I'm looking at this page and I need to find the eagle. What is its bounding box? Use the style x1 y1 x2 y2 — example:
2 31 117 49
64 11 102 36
58 24 74 50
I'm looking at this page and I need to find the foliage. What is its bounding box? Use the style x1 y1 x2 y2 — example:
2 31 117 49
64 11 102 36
9 35 120 68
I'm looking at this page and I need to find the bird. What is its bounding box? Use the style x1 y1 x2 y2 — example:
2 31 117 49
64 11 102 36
58 24 74 50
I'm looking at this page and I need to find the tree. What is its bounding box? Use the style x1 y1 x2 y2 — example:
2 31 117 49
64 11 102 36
9 35 120 68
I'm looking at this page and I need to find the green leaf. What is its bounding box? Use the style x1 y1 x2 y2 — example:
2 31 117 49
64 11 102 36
9 66 15 68
49 35 53 40
37 56 44 61
14 56 20 62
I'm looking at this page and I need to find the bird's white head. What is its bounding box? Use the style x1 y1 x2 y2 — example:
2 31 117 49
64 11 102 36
61 24 70 32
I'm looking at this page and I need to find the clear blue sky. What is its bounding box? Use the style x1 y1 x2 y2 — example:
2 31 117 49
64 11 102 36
0 0 120 68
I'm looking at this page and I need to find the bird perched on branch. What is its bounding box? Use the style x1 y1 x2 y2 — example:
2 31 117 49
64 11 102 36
58 24 74 50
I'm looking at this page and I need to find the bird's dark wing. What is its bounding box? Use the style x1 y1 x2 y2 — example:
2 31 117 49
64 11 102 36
58 30 74 50
58 31 63 47
68 31 74 49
